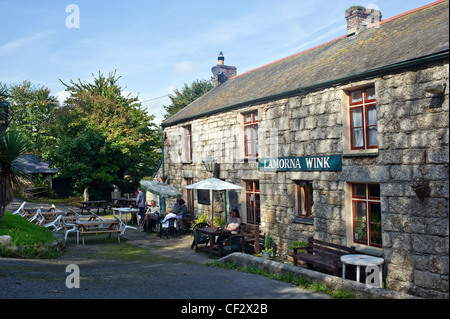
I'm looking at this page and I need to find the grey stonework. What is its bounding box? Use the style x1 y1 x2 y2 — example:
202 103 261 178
158 60 449 298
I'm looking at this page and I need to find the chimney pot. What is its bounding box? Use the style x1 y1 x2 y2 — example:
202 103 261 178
345 6 382 35
212 52 237 87
218 51 225 65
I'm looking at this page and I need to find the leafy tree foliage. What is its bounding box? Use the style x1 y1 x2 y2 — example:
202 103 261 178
1 81 58 158
163 79 213 119
47 71 160 198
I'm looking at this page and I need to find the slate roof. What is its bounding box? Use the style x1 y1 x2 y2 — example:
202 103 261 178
13 154 58 174
163 0 449 127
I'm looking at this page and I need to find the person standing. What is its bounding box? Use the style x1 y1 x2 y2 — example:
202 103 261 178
176 199 187 232
136 187 146 224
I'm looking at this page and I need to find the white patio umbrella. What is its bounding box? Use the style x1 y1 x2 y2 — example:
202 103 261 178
140 180 182 198
140 180 182 213
184 178 244 228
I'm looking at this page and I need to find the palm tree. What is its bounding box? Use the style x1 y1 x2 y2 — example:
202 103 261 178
0 129 29 223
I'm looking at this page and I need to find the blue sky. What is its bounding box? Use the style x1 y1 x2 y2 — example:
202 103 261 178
0 0 437 124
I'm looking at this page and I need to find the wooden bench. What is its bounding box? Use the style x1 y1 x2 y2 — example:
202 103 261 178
24 187 47 198
292 237 355 276
181 212 193 232
239 223 263 254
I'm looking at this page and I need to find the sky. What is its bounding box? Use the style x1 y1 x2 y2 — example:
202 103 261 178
0 0 438 125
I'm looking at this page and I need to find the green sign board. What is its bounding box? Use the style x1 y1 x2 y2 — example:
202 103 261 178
259 155 342 172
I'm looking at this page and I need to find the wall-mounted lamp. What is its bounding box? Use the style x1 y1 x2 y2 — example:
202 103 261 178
424 82 446 109
202 153 216 174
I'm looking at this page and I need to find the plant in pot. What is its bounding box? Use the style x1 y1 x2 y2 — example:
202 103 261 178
213 216 226 230
262 234 274 258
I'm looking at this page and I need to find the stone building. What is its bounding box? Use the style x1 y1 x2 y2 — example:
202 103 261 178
157 0 449 298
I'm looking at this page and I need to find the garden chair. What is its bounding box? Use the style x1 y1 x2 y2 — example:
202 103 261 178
28 208 46 225
62 216 79 244
11 201 27 217
159 217 177 238
218 235 243 256
190 222 210 249
68 208 80 216
91 212 105 221
44 215 64 232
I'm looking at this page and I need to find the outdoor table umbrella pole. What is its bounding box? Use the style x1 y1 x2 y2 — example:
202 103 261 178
211 190 214 229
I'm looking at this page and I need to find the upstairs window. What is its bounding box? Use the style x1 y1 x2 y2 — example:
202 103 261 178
183 125 192 162
349 87 377 150
243 111 258 157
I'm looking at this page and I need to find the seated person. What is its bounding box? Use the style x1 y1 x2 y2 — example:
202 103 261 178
143 200 159 232
215 209 241 248
225 208 241 234
158 209 177 237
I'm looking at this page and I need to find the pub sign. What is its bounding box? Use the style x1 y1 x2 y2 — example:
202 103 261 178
258 155 342 172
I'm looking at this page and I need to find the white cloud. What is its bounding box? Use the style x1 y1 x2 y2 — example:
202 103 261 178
0 31 54 57
173 61 198 75
54 90 70 105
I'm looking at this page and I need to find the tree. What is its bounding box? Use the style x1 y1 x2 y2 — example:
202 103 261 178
0 130 29 223
46 71 160 198
3 80 59 158
163 79 213 119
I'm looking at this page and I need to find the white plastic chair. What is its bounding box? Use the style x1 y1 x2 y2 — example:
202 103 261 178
44 215 64 232
91 212 105 221
68 208 80 216
62 217 79 244
28 208 46 225
11 201 27 217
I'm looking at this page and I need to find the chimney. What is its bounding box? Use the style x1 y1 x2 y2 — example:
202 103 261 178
345 6 382 36
211 52 237 87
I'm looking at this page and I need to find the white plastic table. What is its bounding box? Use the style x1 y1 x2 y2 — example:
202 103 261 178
112 207 139 234
340 254 384 288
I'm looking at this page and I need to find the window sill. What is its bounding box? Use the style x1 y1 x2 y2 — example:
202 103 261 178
181 160 193 165
354 244 383 256
292 217 314 225
342 152 378 158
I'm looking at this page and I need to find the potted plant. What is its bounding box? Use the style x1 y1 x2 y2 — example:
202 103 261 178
213 216 226 230
262 234 274 258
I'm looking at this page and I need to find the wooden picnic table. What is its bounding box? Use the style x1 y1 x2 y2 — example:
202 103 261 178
112 197 137 208
79 200 110 214
194 227 232 258
63 214 98 222
75 219 121 245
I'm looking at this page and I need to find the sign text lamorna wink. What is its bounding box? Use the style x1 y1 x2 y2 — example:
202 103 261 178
258 155 342 172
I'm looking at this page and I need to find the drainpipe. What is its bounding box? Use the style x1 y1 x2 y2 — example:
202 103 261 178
159 126 166 213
